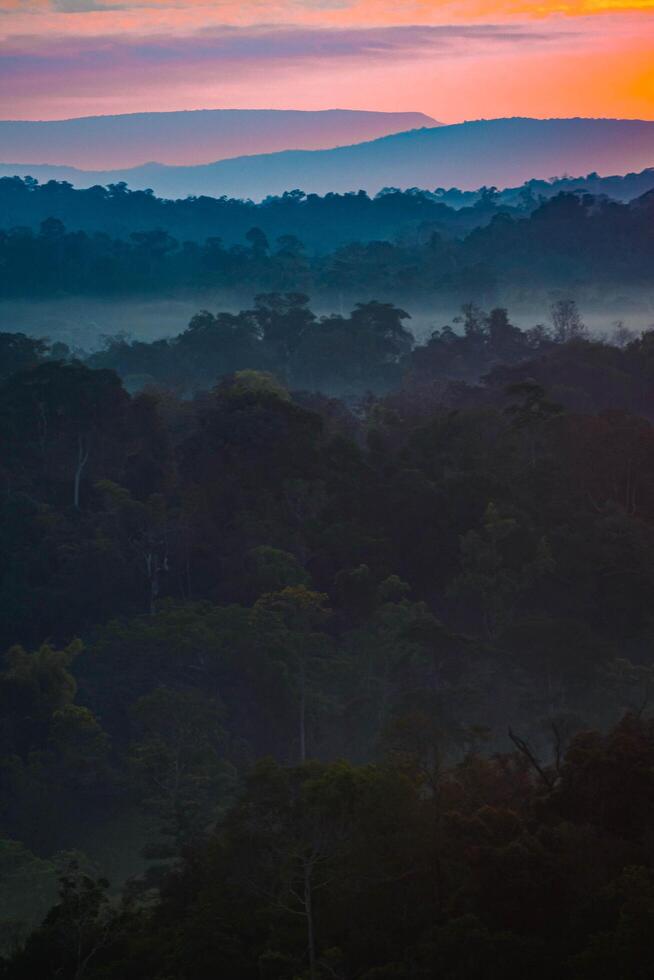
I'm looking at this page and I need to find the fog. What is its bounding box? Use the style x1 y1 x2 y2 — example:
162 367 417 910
3 289 653 356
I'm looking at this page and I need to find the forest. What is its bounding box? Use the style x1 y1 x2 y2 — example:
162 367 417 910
3 170 654 247
3 288 654 977
0 183 653 326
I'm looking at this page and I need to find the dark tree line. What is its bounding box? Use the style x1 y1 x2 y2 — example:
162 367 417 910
2 170 653 248
9 720 654 980
72 295 652 411
0 183 653 304
85 295 414 397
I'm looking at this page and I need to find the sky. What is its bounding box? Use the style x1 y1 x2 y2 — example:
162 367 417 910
1 1 653 121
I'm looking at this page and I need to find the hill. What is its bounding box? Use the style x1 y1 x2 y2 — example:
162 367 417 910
0 108 438 169
3 117 652 201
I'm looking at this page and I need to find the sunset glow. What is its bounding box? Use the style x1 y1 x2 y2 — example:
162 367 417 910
0 0 653 120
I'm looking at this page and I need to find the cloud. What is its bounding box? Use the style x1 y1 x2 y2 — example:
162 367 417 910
51 1 120 9
0 21 577 119
0 21 567 67
3 0 653 16
1 3 651 123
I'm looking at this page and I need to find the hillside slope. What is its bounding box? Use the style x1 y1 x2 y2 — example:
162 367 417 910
0 108 438 169
4 117 653 201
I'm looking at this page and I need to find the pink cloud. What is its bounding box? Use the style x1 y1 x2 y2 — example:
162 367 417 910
0 5 652 122
0 21 580 118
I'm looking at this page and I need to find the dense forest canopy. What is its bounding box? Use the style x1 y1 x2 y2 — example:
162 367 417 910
3 287 654 975
1 181 653 311
2 150 654 979
2 169 654 248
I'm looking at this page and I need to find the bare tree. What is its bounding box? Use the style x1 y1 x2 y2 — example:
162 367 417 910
551 299 587 344
73 434 90 510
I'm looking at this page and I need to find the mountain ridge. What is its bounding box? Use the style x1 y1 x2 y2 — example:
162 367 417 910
0 108 439 169
2 117 654 202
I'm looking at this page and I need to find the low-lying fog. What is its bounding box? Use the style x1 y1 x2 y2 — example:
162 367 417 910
2 290 653 354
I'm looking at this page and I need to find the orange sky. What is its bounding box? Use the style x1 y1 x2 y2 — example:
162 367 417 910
0 0 653 120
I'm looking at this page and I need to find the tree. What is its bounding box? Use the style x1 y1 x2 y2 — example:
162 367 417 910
252 587 331 763
246 545 311 598
573 866 654 980
504 381 562 468
0 839 59 955
225 760 361 980
0 361 128 508
0 640 82 758
550 299 587 343
48 705 110 792
176 309 263 388
450 503 554 639
246 226 270 257
487 308 527 363
0 333 47 382
42 859 115 980
350 301 414 362
130 686 233 853
95 480 172 615
254 292 315 380
228 368 290 402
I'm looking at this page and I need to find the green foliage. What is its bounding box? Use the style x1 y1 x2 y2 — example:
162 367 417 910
48 706 111 791
2 180 654 305
4 286 654 976
0 840 59 955
230 370 291 402
246 546 311 597
450 503 554 638
130 686 234 851
0 640 82 756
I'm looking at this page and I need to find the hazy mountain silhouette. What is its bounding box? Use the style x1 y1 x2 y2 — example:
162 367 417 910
0 108 438 169
3 117 654 201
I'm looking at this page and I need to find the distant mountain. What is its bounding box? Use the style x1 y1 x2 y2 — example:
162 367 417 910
0 108 438 169
3 117 653 202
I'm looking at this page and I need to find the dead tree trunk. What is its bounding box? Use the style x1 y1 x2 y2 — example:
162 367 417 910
74 434 89 510
303 858 317 980
299 657 307 763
